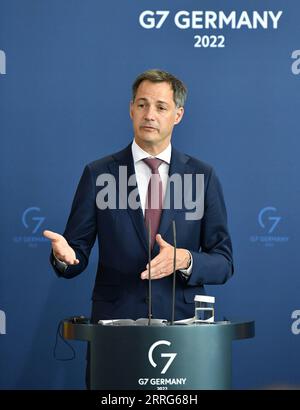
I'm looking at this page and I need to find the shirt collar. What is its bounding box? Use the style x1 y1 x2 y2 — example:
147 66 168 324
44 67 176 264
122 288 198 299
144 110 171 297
132 139 171 165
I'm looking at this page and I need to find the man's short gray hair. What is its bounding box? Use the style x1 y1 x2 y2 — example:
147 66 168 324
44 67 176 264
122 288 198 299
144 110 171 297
132 69 187 108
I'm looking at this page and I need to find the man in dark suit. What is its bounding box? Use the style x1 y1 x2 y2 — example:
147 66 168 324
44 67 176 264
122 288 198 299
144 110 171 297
44 69 233 323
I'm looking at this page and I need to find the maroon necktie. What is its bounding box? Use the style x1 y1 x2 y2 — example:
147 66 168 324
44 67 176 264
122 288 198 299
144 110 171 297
143 158 164 249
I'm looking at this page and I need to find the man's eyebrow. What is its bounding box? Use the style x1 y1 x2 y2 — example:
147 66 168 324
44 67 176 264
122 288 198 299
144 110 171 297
156 100 169 106
136 97 169 106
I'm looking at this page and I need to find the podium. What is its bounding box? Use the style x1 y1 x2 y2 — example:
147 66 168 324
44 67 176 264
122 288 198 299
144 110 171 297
63 319 254 390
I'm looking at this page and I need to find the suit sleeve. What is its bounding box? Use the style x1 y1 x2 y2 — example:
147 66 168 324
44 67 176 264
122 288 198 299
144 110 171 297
51 165 97 279
187 167 234 286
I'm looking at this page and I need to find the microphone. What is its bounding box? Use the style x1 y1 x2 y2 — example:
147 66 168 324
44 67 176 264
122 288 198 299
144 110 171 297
148 223 152 326
171 220 177 325
146 221 176 326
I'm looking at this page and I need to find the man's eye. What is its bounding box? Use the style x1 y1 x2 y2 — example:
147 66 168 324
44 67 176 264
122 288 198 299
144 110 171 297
138 104 145 108
158 106 167 111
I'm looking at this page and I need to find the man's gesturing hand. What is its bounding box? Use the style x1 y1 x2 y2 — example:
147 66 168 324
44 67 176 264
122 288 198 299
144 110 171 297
43 230 79 265
140 234 190 280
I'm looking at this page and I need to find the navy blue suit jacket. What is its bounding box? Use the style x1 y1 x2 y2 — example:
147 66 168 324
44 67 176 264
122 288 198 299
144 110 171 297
51 144 233 321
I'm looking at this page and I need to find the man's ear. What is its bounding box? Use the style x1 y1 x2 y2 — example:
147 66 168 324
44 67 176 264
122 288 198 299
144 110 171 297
129 101 133 119
174 107 184 125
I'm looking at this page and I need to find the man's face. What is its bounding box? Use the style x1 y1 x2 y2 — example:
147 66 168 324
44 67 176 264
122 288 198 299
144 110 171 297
130 80 184 152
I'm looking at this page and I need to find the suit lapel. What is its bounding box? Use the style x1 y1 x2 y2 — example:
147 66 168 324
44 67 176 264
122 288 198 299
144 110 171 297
108 144 149 254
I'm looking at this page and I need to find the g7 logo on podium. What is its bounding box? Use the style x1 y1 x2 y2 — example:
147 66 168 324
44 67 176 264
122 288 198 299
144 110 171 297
148 340 177 374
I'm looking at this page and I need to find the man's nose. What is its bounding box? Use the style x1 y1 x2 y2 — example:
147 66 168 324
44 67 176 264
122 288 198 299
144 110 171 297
144 105 156 121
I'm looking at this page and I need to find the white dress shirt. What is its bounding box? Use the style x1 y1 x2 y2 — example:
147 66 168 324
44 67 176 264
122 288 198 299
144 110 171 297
131 139 171 215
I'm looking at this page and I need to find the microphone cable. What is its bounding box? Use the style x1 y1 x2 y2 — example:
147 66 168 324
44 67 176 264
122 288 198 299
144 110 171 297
53 319 76 361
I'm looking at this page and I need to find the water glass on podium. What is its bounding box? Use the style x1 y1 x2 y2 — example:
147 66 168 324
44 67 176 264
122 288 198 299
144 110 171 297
194 295 215 323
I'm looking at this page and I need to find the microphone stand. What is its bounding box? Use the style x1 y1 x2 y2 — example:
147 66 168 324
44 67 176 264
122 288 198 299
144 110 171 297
148 224 152 326
171 220 176 325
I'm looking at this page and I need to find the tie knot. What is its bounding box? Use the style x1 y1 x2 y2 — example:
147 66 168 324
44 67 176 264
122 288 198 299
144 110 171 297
143 158 163 173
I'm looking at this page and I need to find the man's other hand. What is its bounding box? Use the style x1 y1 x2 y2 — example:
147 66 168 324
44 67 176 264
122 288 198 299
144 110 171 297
140 234 190 280
43 230 79 265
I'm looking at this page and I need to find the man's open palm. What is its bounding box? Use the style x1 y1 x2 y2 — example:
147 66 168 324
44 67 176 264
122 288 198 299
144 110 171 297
43 230 79 265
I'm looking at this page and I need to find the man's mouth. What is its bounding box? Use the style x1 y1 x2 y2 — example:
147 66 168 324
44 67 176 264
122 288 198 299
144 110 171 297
141 125 157 131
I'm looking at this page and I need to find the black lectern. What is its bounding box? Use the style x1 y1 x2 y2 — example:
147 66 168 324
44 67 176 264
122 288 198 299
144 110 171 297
63 319 254 390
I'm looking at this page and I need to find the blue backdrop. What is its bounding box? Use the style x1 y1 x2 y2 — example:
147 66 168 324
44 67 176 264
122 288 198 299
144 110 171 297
1 0 299 389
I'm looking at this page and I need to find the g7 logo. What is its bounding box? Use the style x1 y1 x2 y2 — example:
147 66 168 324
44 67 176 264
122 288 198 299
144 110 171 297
22 207 45 234
139 11 170 29
148 340 177 374
258 207 281 234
